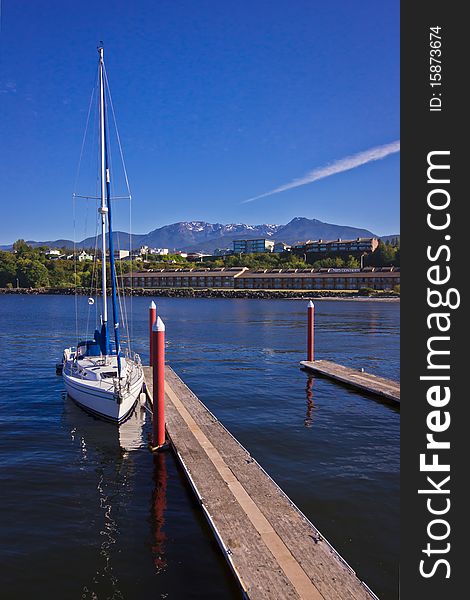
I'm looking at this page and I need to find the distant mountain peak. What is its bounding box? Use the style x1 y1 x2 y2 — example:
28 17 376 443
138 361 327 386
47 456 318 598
1 217 396 253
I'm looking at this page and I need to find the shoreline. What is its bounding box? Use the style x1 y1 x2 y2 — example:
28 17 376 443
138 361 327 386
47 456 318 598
0 287 400 301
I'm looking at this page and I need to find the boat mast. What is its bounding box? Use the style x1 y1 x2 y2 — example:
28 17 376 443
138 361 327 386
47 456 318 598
98 46 122 376
98 47 108 342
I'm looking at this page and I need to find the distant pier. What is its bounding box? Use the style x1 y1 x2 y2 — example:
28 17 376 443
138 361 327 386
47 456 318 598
300 301 400 406
144 364 378 600
300 360 400 405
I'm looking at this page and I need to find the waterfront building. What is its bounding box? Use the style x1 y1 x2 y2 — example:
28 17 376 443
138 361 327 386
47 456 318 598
233 239 275 254
123 266 400 291
293 237 379 256
273 242 291 253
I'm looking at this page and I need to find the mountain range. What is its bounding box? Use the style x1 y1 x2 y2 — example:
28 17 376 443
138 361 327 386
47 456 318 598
1 217 399 253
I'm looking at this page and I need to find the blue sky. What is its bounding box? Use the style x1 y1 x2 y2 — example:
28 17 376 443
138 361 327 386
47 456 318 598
0 0 399 244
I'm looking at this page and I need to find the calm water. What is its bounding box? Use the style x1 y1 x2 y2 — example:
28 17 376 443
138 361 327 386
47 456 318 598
0 296 399 599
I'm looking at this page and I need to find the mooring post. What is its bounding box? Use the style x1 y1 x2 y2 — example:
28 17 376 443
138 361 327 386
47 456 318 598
152 316 166 449
307 300 315 361
149 301 157 365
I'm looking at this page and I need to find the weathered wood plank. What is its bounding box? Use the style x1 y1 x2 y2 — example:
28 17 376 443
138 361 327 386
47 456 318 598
143 365 378 600
300 360 400 405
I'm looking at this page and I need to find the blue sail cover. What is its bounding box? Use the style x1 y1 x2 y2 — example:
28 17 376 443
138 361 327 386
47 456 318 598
95 325 110 355
86 340 101 356
77 334 102 357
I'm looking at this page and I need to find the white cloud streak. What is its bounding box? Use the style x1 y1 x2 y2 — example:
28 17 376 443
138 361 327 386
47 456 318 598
241 140 400 204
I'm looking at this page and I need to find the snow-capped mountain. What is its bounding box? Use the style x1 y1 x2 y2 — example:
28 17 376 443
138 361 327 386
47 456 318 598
137 221 283 251
4 217 381 253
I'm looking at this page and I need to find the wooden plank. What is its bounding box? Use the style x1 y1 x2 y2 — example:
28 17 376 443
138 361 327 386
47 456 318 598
143 366 378 600
300 360 400 405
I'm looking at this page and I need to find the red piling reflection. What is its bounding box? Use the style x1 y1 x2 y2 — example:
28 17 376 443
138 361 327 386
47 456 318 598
304 377 315 428
151 451 168 572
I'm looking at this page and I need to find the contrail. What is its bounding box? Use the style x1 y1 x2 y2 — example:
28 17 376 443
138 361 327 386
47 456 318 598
241 140 400 204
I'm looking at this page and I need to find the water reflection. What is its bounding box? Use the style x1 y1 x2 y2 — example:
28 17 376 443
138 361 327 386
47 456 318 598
64 394 146 453
119 406 146 452
62 397 147 598
304 377 315 428
151 452 168 573
94 468 122 600
64 397 169 579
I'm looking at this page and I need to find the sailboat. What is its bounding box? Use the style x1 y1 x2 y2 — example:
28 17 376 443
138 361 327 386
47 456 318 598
62 46 144 423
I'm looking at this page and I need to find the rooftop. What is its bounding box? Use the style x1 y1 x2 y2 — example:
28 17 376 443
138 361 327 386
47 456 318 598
127 266 399 278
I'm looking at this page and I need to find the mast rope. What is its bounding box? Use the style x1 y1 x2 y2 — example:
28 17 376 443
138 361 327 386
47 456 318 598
72 54 136 355
103 66 132 200
73 195 78 345
72 80 96 346
104 65 134 348
86 206 100 340
105 97 131 353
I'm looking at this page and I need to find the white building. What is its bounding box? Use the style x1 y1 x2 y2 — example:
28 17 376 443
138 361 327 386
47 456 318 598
149 248 169 255
45 249 65 260
78 250 93 262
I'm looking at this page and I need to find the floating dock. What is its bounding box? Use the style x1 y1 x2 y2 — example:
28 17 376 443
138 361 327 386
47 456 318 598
300 360 400 405
144 365 377 600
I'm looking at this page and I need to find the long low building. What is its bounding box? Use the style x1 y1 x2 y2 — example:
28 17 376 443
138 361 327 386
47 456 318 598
123 267 400 291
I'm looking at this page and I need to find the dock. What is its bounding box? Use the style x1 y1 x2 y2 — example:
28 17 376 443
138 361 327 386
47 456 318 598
300 360 400 405
144 365 378 600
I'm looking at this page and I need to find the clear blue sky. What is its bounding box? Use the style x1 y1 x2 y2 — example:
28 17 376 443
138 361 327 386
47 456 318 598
0 0 399 244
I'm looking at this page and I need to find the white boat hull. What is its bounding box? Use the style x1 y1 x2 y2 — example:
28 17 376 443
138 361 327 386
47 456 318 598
63 353 144 424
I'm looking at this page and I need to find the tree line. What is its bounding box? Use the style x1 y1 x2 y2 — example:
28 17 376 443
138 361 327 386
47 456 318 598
0 239 400 289
0 240 130 289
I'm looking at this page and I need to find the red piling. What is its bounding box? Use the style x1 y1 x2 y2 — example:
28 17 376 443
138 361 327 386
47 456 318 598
152 316 166 449
149 301 157 365
307 301 315 362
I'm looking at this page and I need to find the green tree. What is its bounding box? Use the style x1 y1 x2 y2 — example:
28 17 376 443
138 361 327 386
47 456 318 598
13 239 33 257
47 260 72 287
17 259 50 287
370 241 398 266
345 255 360 268
0 251 17 287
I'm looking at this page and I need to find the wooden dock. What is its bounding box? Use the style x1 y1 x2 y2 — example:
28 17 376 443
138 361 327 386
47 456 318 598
300 360 400 405
144 365 378 600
